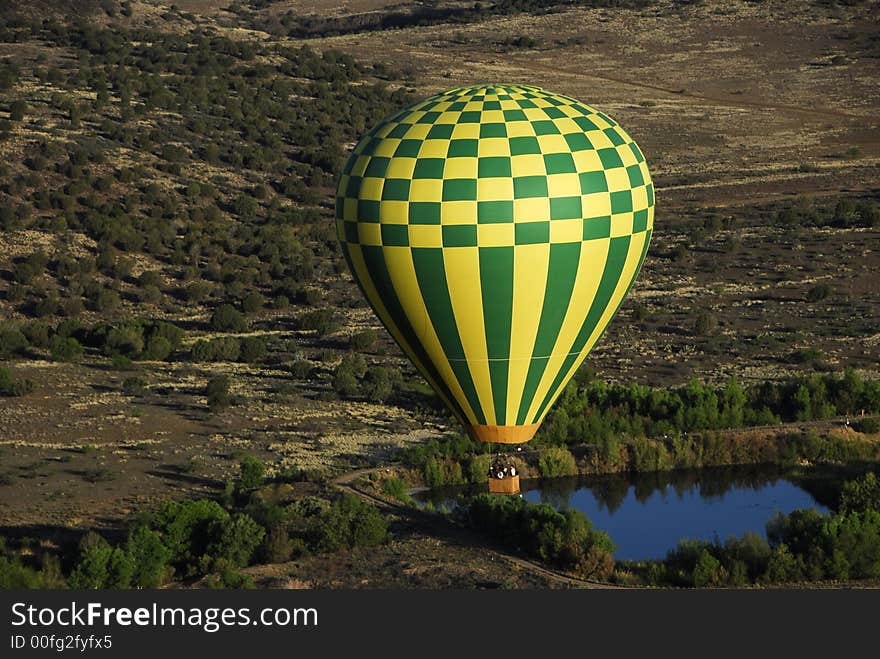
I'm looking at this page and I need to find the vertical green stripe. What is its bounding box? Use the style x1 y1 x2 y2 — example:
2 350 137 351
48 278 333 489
532 235 632 421
356 245 464 422
516 242 583 424
480 246 514 425
411 247 487 425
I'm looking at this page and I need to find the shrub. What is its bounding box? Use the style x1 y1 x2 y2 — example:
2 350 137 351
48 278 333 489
307 494 389 552
126 526 171 588
806 284 831 303
238 456 265 491
238 336 267 363
855 418 879 434
537 447 577 478
839 473 880 514
206 514 265 568
206 375 231 410
211 304 246 332
50 336 84 362
68 532 134 589
381 476 410 502
350 329 377 351
155 499 230 566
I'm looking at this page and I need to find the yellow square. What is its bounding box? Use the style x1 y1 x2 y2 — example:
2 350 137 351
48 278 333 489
535 134 569 153
359 177 384 201
380 201 408 224
444 158 478 179
572 150 602 172
522 108 547 122
546 173 581 198
441 200 477 225
557 104 580 118
343 198 358 221
404 124 430 140
408 225 442 248
514 197 550 222
510 154 544 178
477 177 514 200
481 109 504 124
410 179 443 201
588 114 611 130
499 99 521 111
373 139 399 157
611 213 634 238
436 111 459 124
350 155 370 177
375 123 399 139
386 158 416 179
586 131 613 150
478 223 514 247
605 168 630 193
358 223 382 246
464 101 483 112
478 138 510 157
552 117 582 135
631 186 649 211
451 124 479 139
506 121 535 138
420 140 449 158
550 219 583 243
619 145 639 168
582 192 611 217
646 205 655 230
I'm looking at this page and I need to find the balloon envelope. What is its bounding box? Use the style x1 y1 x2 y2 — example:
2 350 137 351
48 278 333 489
336 84 654 443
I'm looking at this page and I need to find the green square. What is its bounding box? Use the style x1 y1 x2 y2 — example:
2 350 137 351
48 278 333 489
361 137 383 155
510 136 541 156
381 224 409 246
646 183 654 206
344 221 359 243
629 142 645 163
579 170 607 194
409 202 441 225
358 199 380 223
550 196 582 220
413 158 445 179
483 100 501 110
447 139 478 158
335 196 344 218
387 124 410 138
442 225 478 247
610 190 633 213
604 127 626 146
571 104 591 115
381 178 410 201
517 99 537 109
417 111 441 124
598 148 624 169
442 179 477 201
573 116 599 132
583 216 611 240
364 157 390 178
633 209 648 233
596 111 616 127
564 132 593 152
480 123 507 138
478 156 511 178
478 200 514 224
626 164 644 187
394 139 422 157
345 175 362 197
543 106 565 119
427 124 454 140
448 101 467 111
544 153 576 174
532 120 560 135
459 111 481 123
503 109 527 122
515 221 550 245
514 175 548 198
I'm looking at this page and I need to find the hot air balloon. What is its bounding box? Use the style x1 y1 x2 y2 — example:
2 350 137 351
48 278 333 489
336 84 653 447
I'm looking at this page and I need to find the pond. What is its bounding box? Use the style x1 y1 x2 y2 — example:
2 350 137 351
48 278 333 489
418 464 849 561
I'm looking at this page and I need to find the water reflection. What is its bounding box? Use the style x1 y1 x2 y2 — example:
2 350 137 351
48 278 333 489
418 464 856 561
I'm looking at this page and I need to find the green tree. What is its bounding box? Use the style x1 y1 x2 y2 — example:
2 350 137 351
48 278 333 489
126 526 171 588
211 304 246 332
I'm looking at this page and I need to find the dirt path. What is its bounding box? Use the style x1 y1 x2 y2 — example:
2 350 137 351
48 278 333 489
331 467 622 589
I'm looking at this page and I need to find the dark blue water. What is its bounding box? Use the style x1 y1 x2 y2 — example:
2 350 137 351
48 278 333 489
419 465 842 561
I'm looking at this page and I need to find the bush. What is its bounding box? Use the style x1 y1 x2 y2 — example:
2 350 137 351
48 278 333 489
0 367 35 397
50 336 84 362
350 329 377 351
68 532 134 589
238 336 267 363
381 476 410 502
855 418 879 434
206 375 231 410
839 473 880 514
206 514 265 568
806 284 832 303
211 304 246 332
126 526 171 588
307 493 389 552
155 499 230 566
238 456 265 491
537 447 577 478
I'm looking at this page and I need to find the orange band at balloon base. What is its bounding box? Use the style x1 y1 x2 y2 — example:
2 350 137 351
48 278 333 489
467 423 540 444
